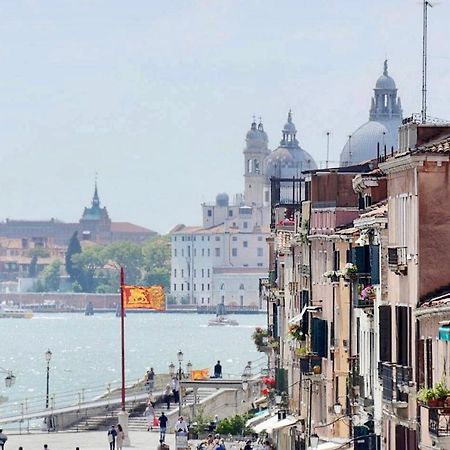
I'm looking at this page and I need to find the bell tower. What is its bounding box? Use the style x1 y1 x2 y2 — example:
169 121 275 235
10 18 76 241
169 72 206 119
243 117 270 207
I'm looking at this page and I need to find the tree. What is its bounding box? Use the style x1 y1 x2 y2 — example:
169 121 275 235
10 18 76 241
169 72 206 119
65 232 82 281
103 242 143 285
35 260 61 292
28 255 38 278
142 235 170 290
71 246 106 292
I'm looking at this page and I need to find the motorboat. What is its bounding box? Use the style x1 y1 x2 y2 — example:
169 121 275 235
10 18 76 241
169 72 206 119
0 304 33 319
208 315 239 326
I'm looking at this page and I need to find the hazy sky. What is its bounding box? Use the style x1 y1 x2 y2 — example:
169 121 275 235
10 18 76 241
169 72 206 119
0 0 449 233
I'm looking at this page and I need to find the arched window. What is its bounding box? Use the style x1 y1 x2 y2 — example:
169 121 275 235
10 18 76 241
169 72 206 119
220 283 225 291
247 159 252 174
239 283 245 290
254 159 260 174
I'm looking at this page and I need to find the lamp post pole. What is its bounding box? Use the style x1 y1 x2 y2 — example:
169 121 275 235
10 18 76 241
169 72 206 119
177 350 183 417
45 350 52 409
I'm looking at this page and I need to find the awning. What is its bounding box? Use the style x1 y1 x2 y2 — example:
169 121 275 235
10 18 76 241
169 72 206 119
252 414 298 434
289 305 322 325
246 409 270 428
254 396 268 407
439 321 450 341
270 416 298 431
317 443 342 450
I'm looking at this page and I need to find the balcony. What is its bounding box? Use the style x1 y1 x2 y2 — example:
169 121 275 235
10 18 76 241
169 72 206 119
379 362 412 407
387 246 407 274
428 406 450 447
299 354 322 375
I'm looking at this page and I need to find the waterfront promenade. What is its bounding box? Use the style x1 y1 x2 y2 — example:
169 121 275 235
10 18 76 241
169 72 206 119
5 430 177 449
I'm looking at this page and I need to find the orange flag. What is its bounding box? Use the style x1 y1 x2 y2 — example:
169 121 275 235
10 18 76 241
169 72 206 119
191 369 209 380
122 285 165 311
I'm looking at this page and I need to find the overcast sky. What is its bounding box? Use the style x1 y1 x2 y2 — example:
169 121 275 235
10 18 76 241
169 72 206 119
0 0 449 233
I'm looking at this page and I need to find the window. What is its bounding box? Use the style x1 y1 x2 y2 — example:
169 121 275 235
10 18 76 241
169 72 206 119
240 295 244 306
239 283 244 290
243 241 248 248
243 221 248 229
207 209 212 217
208 249 211 257
202 284 205 291
220 283 225 290
247 159 252 173
228 210 233 217
173 237 177 242
215 248 220 257
193 269 196 277
181 249 184 257
202 236 204 241
202 297 204 304
174 269 177 278
254 159 260 174
181 269 184 277
194 284 196 291
187 246 191 257
182 237 185 242
173 284 176 291
174 249 177 257
187 283 190 291
257 263 263 267
207 269 210 277
232 236 237 241
193 248 196 256
232 248 237 257
258 236 263 241
379 305 392 362
215 236 220 241
207 283 210 290
257 248 263 257
201 269 205 277
202 249 205 256
181 284 184 291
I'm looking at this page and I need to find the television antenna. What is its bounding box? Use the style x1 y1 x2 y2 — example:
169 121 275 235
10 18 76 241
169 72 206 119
421 0 433 124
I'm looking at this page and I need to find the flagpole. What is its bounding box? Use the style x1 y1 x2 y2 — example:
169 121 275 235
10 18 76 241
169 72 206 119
120 266 125 411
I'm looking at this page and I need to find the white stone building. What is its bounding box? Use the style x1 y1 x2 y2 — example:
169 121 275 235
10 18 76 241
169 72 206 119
170 114 317 308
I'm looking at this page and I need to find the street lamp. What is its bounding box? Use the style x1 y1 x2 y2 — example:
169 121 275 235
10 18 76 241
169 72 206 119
333 402 343 415
242 361 252 379
186 361 193 380
177 350 183 380
45 349 52 409
309 432 319 450
169 362 175 378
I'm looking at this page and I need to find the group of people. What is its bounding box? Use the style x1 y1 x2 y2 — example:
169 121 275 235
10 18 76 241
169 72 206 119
107 424 125 450
197 434 226 450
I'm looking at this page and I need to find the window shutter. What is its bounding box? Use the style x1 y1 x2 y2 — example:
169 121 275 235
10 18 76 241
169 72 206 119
351 246 370 273
379 305 392 362
312 318 328 358
370 245 380 284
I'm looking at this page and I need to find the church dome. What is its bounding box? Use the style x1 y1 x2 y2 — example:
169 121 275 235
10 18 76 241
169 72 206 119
340 61 402 167
245 119 268 148
375 73 396 90
216 192 229 207
264 111 317 177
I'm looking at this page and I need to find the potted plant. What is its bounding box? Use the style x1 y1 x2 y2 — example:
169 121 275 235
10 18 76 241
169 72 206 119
418 387 437 406
341 263 358 281
288 324 305 341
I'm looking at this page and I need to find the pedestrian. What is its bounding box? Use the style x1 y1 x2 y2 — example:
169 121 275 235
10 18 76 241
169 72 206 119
116 424 125 450
171 377 180 404
143 404 155 431
107 425 117 450
147 367 155 391
214 360 222 378
43 446 49 450
164 383 172 409
19 447 23 450
243 440 252 450
147 391 156 408
175 416 189 433
0 429 6 450
159 412 168 441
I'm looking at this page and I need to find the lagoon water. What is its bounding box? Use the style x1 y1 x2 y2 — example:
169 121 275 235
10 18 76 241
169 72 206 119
0 313 265 415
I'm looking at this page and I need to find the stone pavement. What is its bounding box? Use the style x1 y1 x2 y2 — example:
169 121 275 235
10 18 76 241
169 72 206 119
3 430 177 450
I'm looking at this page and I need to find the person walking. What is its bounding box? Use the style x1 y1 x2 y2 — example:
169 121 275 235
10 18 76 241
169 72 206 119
214 361 222 378
159 412 168 441
143 404 155 431
171 377 180 404
147 367 155 391
164 383 172 409
0 429 6 450
107 425 117 450
116 424 125 450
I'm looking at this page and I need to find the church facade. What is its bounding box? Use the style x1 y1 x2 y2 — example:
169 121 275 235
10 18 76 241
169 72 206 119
170 112 317 307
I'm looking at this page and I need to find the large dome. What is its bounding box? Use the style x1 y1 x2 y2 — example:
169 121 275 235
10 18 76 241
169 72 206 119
340 61 402 167
340 120 398 166
264 111 317 177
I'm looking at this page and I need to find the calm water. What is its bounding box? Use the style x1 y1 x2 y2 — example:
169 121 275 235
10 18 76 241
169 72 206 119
0 313 265 414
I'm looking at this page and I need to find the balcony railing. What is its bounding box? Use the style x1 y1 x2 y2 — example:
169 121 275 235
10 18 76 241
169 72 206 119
299 354 322 375
428 406 450 440
379 362 412 406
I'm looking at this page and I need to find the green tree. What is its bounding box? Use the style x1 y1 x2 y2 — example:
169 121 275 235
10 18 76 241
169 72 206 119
28 247 50 258
142 235 170 289
65 232 82 281
103 241 143 285
28 255 38 277
71 246 106 292
35 260 61 292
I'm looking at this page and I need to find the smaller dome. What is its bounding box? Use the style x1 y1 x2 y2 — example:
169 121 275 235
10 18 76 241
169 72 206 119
375 74 396 90
375 60 396 90
245 119 268 146
283 110 296 134
216 193 229 207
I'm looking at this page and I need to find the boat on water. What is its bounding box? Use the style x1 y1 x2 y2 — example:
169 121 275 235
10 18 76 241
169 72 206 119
0 305 33 319
208 315 239 326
